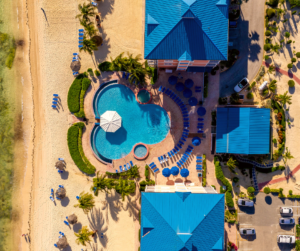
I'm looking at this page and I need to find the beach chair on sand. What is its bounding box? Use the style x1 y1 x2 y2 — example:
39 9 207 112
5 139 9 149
127 163 131 170
130 161 133 167
168 152 172 158
119 166 122 172
79 33 84 36
52 105 57 109
124 165 127 171
78 45 83 48
91 2 98 6
158 156 163 164
78 29 84 32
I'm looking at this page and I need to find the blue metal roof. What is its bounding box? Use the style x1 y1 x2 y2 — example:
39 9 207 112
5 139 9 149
216 108 271 154
144 0 229 61
141 192 225 251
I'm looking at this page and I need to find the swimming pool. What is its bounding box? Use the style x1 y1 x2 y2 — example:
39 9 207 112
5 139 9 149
93 84 170 160
133 144 148 159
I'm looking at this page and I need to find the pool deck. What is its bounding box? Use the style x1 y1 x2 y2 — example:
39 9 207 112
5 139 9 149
80 70 221 189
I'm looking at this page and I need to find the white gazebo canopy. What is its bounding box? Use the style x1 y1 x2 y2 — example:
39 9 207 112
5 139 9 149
100 111 122 133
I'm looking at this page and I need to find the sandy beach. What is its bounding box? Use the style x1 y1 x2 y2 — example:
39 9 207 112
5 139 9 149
18 0 146 250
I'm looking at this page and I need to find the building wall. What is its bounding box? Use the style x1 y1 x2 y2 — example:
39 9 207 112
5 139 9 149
157 59 220 70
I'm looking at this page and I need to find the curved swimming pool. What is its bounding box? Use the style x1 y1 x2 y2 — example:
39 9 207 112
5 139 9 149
93 84 170 160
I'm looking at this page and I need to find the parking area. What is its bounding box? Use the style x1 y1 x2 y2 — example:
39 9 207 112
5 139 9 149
238 193 299 251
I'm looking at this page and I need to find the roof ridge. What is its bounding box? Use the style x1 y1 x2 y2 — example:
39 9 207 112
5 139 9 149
202 29 227 60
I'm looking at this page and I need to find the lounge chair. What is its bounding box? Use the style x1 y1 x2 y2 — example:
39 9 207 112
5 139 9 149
52 105 57 108
177 144 182 149
52 101 58 105
196 156 202 159
78 29 84 32
183 118 189 121
163 154 168 161
154 168 159 173
151 164 157 169
175 146 180 152
196 167 202 171
196 165 202 168
184 129 189 132
124 165 127 171
158 156 163 164
127 163 131 169
130 161 134 167
119 166 122 172
149 162 155 166
177 162 181 167
73 53 79 56
179 140 185 145
116 170 118 173
168 152 172 158
197 160 203 163
171 150 175 157
78 45 83 48
158 86 162 92
79 33 84 36
53 94 59 97
162 87 166 92
179 160 184 165
198 118 204 121
91 2 98 6
79 41 83 44
79 37 84 40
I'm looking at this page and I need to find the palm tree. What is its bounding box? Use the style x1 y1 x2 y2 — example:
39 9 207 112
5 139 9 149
76 3 95 22
269 81 277 93
110 53 125 71
127 165 140 180
84 23 97 38
74 226 93 246
74 192 95 214
282 147 294 166
268 65 276 74
79 18 93 29
79 39 98 55
91 172 114 196
128 67 147 86
278 91 292 106
115 178 135 201
226 157 238 173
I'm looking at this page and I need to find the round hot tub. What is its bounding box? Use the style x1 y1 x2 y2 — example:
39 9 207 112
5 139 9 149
136 89 152 104
133 143 149 160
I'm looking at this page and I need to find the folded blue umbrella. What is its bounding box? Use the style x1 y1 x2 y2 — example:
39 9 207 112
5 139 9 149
175 82 185 92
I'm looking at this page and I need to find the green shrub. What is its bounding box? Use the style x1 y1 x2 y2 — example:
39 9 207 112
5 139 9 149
288 63 293 69
67 123 96 175
211 185 216 190
264 55 270 60
264 44 271 51
204 73 208 98
289 190 293 195
296 52 300 58
285 32 290 39
87 68 93 73
292 10 297 15
262 89 269 96
5 47 16 69
287 40 292 44
82 78 91 90
98 61 113 71
264 187 271 194
278 188 285 198
145 165 149 181
266 0 278 7
272 138 277 144
270 188 279 193
296 240 300 251
247 92 254 99
150 67 158 85
73 78 91 118
214 158 234 208
265 30 272 36
266 8 276 18
139 229 141 242
247 187 255 199
292 58 297 63
202 154 207 187
288 80 295 87
94 70 101 76
139 180 155 192
67 74 84 113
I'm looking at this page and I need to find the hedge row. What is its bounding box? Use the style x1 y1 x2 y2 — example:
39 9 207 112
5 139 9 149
270 188 285 198
214 156 234 208
204 73 208 98
67 123 96 174
202 154 207 187
67 75 91 118
139 180 155 191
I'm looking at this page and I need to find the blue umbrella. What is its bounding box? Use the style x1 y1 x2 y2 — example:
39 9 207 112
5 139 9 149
183 88 192 98
175 82 184 92
185 79 194 88
171 166 179 176
180 168 189 178
188 97 198 106
168 76 177 85
192 137 201 146
162 168 171 177
197 107 206 116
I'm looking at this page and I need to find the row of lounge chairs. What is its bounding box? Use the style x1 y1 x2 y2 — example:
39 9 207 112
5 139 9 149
198 117 204 133
72 53 79 76
149 162 159 173
196 156 203 171
52 94 60 109
195 86 201 93
158 86 190 164
116 161 134 173
78 29 84 48
177 145 194 168
122 72 130 80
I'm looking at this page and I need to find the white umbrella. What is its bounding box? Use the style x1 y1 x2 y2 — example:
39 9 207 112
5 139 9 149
100 111 122 132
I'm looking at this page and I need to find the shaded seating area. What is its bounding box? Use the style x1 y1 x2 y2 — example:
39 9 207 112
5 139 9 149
196 155 203 171
117 160 134 173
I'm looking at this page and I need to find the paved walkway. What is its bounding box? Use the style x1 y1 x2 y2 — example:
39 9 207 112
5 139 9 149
263 61 300 85
258 164 300 190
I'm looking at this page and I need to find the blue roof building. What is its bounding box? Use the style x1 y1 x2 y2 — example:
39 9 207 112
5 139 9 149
216 107 271 154
140 192 225 251
144 0 230 71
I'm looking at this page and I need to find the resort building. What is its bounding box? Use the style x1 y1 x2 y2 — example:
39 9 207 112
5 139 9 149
144 0 230 72
140 192 225 251
216 107 271 155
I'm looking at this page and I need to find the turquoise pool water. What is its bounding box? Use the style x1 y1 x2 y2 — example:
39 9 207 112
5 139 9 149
93 84 170 160
137 90 151 103
134 145 148 158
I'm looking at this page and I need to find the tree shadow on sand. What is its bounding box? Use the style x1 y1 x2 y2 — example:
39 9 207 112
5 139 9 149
101 192 122 223
121 196 139 221
88 208 108 247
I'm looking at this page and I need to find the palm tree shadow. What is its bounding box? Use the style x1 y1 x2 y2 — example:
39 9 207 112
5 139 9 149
88 208 108 247
121 196 139 221
90 242 103 251
101 192 122 223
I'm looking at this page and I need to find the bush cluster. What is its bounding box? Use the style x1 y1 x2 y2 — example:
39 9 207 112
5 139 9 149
271 165 285 172
296 52 300 58
288 80 295 87
266 0 278 7
202 154 207 187
265 30 272 36
105 165 140 179
247 187 255 200
266 8 276 19
264 44 271 51
270 188 285 198
67 123 96 174
247 92 254 99
145 165 149 181
214 156 234 208
67 75 91 118
139 180 155 192
263 187 270 194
